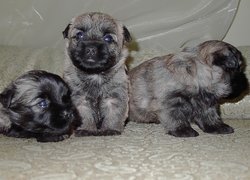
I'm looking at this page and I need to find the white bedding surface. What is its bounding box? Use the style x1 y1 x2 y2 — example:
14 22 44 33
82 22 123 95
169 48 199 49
0 120 250 179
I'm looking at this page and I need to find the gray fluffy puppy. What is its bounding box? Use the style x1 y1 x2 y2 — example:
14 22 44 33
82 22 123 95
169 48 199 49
129 40 249 137
63 12 131 136
0 70 79 142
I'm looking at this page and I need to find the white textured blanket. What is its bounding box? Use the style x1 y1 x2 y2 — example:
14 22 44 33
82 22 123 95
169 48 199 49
0 120 250 179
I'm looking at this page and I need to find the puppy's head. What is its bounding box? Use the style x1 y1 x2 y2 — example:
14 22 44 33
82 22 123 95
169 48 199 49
0 70 79 135
197 40 249 99
63 12 131 74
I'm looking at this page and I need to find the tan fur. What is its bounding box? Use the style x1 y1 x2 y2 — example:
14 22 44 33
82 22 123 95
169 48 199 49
129 40 248 137
63 12 131 136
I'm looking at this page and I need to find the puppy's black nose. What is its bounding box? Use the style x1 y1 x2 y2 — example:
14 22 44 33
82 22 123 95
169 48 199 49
62 109 74 120
86 46 97 56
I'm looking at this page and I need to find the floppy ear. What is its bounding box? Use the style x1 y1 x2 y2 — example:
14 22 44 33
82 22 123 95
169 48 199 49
123 26 132 43
0 87 14 108
62 24 71 39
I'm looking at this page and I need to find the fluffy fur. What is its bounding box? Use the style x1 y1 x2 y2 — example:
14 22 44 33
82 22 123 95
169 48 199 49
0 70 80 142
129 40 249 137
63 12 131 136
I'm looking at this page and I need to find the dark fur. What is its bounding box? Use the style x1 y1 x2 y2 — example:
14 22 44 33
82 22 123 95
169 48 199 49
63 12 131 136
212 47 249 99
0 70 80 142
129 40 249 137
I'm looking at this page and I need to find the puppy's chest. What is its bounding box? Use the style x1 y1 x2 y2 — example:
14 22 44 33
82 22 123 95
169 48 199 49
75 74 110 97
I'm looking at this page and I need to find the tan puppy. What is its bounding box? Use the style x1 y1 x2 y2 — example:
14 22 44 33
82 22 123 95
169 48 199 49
129 40 249 137
63 12 131 136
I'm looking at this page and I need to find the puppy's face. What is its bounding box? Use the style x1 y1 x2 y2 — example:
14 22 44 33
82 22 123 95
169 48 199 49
198 40 249 99
0 70 78 135
63 12 131 73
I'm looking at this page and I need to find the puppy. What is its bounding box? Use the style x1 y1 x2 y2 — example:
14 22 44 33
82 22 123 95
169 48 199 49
129 40 249 137
0 70 80 142
62 12 131 136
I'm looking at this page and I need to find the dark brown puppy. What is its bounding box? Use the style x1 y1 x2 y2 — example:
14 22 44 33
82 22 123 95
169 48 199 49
129 40 249 137
63 12 131 136
0 70 79 142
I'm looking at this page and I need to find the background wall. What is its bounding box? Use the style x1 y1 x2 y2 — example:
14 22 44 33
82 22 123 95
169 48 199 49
224 0 250 46
0 0 239 50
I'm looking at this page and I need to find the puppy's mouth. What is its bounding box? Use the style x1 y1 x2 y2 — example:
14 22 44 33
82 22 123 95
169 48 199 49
86 58 95 63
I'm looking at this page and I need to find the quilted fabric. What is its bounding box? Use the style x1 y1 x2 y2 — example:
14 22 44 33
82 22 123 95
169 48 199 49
0 120 250 179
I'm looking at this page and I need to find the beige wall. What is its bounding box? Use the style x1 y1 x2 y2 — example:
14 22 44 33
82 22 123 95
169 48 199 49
0 0 248 48
0 0 239 50
224 0 250 46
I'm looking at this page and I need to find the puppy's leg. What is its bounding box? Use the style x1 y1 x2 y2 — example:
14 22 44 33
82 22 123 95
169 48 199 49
4 125 69 142
99 88 128 136
161 93 199 137
73 96 97 136
194 106 234 134
129 106 160 124
74 103 98 136
129 93 160 124
0 114 11 134
5 124 34 138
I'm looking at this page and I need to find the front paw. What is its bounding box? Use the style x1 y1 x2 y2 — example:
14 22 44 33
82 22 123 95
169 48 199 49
75 129 121 136
36 134 69 142
168 126 199 137
97 129 121 136
74 129 98 136
202 123 234 134
5 126 34 138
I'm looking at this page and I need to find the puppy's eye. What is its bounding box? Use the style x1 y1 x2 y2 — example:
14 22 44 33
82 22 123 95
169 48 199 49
38 99 49 109
103 34 114 43
76 31 85 40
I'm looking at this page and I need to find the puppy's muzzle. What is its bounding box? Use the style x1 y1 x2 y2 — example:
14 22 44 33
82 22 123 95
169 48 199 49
61 109 74 120
86 46 97 57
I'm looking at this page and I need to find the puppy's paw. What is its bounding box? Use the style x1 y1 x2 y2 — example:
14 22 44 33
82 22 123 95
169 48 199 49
202 123 234 134
75 129 122 136
74 130 98 136
36 134 69 142
168 126 199 137
5 126 34 138
98 129 121 136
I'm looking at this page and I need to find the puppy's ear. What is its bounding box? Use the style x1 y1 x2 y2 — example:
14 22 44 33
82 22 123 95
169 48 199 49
123 26 132 43
0 88 14 108
62 24 71 39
